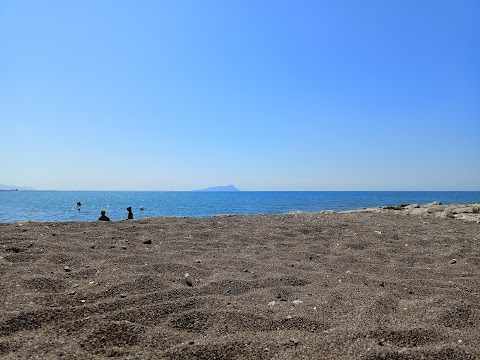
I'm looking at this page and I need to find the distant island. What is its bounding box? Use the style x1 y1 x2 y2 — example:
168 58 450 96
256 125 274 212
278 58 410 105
194 184 240 192
0 184 35 191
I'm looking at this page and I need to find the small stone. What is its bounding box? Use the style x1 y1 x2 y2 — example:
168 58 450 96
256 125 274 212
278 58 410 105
276 289 289 301
289 338 299 346
293 299 303 305
120 293 127 298
184 273 193 287
143 239 152 244
121 246 128 250
64 266 71 272
449 259 457 264
268 301 276 307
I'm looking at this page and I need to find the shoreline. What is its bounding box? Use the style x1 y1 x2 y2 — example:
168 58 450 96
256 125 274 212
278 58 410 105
6 201 480 225
1 204 479 358
2 191 479 224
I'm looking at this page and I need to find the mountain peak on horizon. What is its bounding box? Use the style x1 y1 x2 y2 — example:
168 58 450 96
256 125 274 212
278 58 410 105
194 184 240 192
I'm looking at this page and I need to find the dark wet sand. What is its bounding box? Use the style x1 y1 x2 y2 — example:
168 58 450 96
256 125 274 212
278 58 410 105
1 204 479 359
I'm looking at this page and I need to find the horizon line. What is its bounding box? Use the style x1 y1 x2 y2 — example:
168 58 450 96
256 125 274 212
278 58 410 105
6 189 480 192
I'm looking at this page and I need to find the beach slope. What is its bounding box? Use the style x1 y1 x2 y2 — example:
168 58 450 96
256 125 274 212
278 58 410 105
1 203 479 359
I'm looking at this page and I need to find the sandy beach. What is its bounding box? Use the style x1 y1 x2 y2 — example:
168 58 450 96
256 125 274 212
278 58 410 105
1 203 479 359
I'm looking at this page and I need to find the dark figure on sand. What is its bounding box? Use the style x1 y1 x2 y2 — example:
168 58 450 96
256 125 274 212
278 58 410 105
127 207 133 220
98 210 111 221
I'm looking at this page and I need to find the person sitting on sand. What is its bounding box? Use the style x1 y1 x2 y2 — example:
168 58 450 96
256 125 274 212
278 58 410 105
126 206 133 220
98 210 110 221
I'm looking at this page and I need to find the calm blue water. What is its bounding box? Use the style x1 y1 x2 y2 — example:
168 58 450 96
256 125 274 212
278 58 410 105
0 191 479 223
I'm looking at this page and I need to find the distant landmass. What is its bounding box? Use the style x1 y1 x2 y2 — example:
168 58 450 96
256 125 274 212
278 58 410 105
0 184 35 191
194 184 240 192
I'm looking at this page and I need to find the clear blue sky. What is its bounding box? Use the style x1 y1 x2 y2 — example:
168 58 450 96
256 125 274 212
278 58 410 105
1 1 479 190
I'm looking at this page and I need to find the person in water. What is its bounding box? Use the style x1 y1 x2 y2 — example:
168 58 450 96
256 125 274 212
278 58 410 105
98 210 110 221
126 207 133 220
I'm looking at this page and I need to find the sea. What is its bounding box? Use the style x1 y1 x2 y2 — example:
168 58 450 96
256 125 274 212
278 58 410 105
1 191 479 224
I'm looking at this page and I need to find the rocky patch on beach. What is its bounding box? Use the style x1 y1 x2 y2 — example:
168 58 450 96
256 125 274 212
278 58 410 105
353 202 480 223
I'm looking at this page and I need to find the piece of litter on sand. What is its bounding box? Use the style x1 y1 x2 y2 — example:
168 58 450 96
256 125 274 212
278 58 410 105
268 301 276 307
292 299 303 305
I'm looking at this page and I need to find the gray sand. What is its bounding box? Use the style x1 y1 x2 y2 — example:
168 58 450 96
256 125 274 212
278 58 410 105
1 203 479 359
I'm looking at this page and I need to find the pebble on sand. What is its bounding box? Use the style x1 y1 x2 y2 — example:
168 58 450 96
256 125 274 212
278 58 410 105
184 273 193 287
